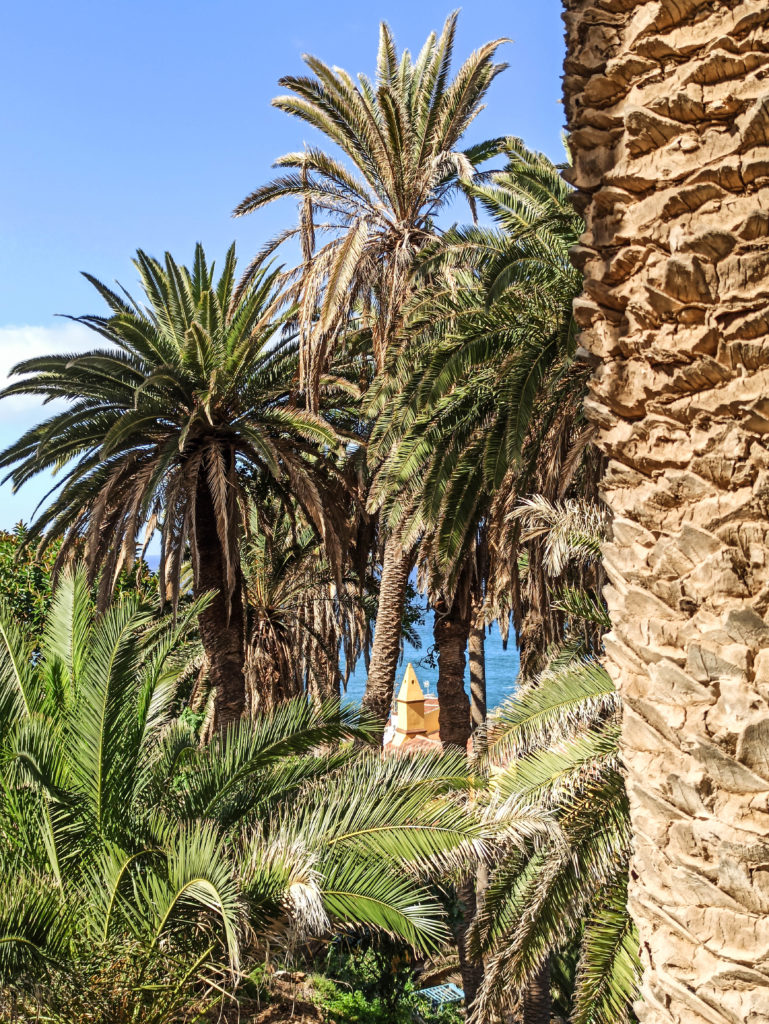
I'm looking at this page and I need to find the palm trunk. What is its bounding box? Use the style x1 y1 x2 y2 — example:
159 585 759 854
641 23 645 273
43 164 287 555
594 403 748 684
564 0 769 1019
361 537 413 728
469 599 487 738
434 593 471 750
192 477 246 729
522 958 551 1024
452 876 485 1015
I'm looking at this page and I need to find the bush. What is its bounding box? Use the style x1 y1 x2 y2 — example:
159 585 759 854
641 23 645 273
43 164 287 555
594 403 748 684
312 944 462 1024
1 941 215 1024
0 523 157 644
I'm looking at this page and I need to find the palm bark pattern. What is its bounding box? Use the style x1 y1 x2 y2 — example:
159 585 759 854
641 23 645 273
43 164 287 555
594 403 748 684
469 609 487 737
193 477 246 728
360 540 413 727
434 592 472 751
563 1 769 1021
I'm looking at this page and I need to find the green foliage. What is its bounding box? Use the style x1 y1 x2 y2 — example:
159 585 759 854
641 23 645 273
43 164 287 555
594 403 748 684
0 570 503 1006
4 941 216 1024
235 13 509 402
0 524 157 644
0 18 640 1024
368 140 586 574
0 525 57 640
321 938 415 1011
312 948 463 1024
473 657 641 1023
0 248 345 608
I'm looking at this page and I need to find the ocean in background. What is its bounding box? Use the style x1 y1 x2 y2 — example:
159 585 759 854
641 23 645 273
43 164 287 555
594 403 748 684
145 556 520 711
342 604 520 711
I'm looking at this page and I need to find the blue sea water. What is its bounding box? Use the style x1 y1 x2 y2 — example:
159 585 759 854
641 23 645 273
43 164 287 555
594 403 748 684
146 555 520 711
342 607 520 712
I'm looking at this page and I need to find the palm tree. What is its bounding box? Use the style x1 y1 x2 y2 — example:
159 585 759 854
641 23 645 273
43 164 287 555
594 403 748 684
0 569 504 998
368 141 587 747
234 12 509 728
473 655 641 1024
0 245 344 727
562 3 769 1016
241 499 373 710
369 139 585 561
360 143 588 1012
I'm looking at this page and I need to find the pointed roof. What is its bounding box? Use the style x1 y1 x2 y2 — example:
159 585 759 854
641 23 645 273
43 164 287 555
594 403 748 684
397 662 424 703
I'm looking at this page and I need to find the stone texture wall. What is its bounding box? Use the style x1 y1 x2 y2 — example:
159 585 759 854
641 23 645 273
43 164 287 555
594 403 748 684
561 1 769 1021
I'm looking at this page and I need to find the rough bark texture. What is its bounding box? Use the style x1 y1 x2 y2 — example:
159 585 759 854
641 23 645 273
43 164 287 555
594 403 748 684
193 479 246 729
435 594 472 750
520 954 548 1024
361 538 413 727
522 958 552 1024
453 876 485 1014
469 606 487 736
562 1 769 1021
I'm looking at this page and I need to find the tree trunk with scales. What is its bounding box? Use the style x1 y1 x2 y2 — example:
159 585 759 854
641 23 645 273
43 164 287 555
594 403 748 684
435 590 472 751
192 475 247 730
469 597 487 740
563 0 769 1019
361 537 414 728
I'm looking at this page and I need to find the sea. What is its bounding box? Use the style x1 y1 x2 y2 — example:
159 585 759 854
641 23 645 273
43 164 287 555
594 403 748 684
342 604 520 711
146 556 520 711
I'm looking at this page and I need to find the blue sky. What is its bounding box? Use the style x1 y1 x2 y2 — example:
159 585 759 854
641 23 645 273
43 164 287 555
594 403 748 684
0 0 566 524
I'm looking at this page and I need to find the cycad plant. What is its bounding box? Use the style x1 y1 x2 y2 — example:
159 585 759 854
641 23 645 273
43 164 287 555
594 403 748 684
0 569 509 1012
473 656 641 1024
235 12 510 726
0 245 345 726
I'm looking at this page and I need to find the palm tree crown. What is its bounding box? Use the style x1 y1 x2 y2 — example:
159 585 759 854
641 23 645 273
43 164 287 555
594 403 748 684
369 140 585 568
0 245 343 725
234 12 510 728
234 11 509 401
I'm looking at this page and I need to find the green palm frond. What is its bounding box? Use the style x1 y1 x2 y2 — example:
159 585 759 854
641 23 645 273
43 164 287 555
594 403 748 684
367 141 585 584
0 248 346 625
135 823 241 972
0 874 72 982
319 855 449 953
571 877 642 1024
551 585 612 630
471 650 636 1022
508 496 607 576
235 13 509 402
486 659 617 761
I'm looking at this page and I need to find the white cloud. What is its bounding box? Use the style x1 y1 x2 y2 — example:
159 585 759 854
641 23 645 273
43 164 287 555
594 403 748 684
0 322 99 422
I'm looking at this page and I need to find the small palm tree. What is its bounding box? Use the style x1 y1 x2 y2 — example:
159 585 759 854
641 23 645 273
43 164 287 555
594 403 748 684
0 245 344 726
473 656 641 1024
235 13 510 727
0 571 518 1000
242 499 374 709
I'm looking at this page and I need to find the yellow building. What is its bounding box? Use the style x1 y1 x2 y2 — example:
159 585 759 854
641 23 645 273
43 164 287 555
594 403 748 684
390 663 440 747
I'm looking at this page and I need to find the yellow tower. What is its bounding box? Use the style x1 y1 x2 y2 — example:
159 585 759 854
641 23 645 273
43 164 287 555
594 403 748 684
392 663 426 746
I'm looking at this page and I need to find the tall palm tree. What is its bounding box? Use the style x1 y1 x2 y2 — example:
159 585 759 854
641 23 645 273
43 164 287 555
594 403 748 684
362 142 587 1014
0 246 344 727
563 1 769 1018
370 139 585 559
234 12 509 727
369 141 587 743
